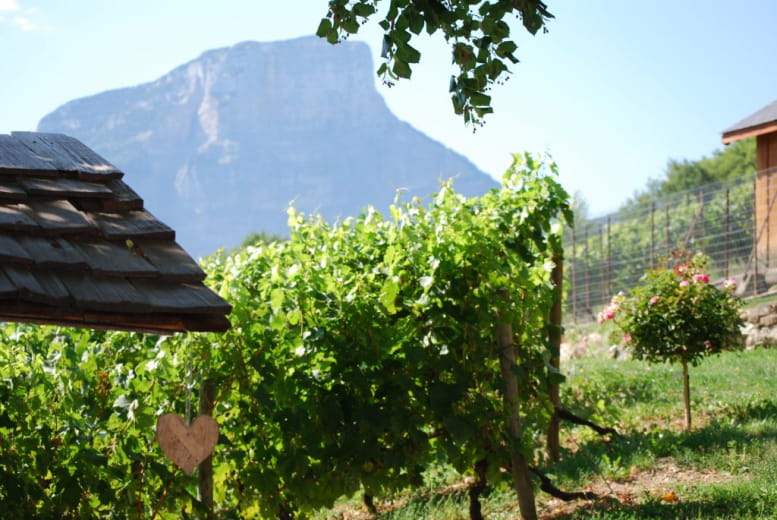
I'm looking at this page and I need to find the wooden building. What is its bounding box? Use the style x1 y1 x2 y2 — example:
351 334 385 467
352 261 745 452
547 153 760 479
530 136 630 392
723 99 777 258
0 132 231 334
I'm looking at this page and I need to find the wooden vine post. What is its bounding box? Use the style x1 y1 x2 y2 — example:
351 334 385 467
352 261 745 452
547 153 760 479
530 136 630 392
495 290 538 520
546 254 563 462
681 360 692 431
199 379 216 519
155 378 220 516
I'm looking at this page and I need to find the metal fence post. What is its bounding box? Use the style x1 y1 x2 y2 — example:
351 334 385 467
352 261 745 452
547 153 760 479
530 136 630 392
699 190 705 254
584 226 590 315
607 217 612 297
599 223 605 304
766 174 772 269
571 226 577 321
650 202 656 268
725 188 730 279
754 177 759 297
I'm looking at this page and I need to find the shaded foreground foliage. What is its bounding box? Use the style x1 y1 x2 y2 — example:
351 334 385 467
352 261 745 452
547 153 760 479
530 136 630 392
0 154 571 518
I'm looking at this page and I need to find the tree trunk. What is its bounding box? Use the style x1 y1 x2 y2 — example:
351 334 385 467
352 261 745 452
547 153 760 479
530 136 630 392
131 460 144 518
546 254 563 462
495 313 538 520
468 459 488 520
682 359 691 431
278 503 294 520
363 493 377 516
199 379 216 519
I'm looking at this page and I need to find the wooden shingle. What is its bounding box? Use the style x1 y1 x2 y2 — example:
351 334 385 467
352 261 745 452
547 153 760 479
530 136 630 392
0 269 18 298
0 181 27 201
0 132 231 333
16 236 88 270
11 132 123 179
91 210 174 240
0 135 59 176
61 273 151 313
76 240 159 278
25 200 96 235
0 204 39 232
138 241 206 282
20 177 113 199
0 234 33 265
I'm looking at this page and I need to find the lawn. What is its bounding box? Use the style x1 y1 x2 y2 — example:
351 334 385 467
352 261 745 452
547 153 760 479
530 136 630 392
317 347 777 519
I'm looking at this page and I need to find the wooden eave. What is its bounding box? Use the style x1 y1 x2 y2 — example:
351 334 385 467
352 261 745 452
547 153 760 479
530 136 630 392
0 132 231 334
722 99 777 144
722 120 777 144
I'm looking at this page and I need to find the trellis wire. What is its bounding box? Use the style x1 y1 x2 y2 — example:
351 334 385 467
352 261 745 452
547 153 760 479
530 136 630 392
565 170 777 322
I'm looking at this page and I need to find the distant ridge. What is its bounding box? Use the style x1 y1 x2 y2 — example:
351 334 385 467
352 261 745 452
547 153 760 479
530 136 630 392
39 36 497 257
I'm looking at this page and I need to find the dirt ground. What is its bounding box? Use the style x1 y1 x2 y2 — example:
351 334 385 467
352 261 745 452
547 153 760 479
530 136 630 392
538 458 736 519
323 458 736 519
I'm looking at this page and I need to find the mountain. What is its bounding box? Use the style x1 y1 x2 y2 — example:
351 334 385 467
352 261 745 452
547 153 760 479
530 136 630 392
38 36 498 257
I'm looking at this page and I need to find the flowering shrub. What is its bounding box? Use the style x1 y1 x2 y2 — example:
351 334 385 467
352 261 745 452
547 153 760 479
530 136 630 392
600 252 743 365
599 252 743 428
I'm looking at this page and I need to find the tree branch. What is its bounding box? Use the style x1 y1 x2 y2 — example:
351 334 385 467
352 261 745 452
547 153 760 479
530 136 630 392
556 407 618 436
529 466 598 501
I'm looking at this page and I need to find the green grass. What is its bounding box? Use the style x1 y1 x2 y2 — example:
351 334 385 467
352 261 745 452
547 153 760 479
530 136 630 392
546 347 777 519
316 347 777 519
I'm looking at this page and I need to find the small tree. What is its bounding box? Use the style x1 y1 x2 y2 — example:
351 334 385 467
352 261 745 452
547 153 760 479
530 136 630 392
599 252 744 430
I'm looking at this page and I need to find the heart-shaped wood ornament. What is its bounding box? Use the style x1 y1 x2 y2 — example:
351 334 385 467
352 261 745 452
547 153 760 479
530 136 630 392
156 414 219 474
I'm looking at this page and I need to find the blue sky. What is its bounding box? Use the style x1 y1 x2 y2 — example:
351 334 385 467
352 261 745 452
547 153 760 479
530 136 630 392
2 1 776 217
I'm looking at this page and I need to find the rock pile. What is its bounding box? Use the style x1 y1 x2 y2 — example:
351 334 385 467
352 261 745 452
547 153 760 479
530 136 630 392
742 303 777 348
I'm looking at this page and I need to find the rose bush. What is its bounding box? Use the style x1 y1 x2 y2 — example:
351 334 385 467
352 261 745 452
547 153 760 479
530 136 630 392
599 252 744 429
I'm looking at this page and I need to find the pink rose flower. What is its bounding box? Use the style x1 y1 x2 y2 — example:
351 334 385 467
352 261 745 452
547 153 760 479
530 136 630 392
622 333 632 344
704 340 712 348
597 303 618 324
723 278 736 289
649 295 660 304
693 273 710 283
679 280 690 287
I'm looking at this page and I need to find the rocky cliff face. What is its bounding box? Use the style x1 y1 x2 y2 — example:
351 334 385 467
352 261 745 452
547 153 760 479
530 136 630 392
38 36 497 257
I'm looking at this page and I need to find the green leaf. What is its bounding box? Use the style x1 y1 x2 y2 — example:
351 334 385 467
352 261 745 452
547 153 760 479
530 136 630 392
468 91 491 107
392 59 412 79
443 416 474 442
270 288 284 311
496 40 517 58
409 13 424 35
380 278 400 314
395 42 421 64
316 18 332 38
342 18 359 34
352 3 375 17
381 34 391 58
389 28 411 44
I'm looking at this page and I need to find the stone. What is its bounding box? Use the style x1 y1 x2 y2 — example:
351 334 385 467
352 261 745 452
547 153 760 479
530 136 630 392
736 272 768 298
759 314 777 327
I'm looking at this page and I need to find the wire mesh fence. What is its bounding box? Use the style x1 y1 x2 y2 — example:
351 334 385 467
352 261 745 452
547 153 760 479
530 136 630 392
564 169 777 322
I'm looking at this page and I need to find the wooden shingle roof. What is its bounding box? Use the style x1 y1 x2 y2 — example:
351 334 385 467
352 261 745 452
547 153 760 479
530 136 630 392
0 132 231 334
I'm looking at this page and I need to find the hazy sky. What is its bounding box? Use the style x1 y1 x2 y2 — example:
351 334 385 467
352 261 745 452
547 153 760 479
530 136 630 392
2 1 776 217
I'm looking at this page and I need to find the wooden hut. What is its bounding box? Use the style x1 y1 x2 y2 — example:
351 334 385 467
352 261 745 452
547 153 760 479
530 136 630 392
723 99 777 259
0 132 230 334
